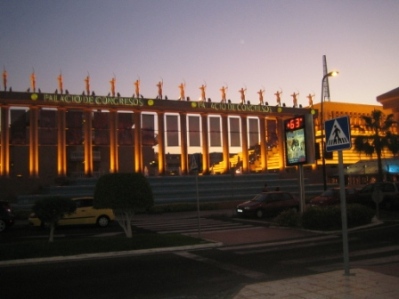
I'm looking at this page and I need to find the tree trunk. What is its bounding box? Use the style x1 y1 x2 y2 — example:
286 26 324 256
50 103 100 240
126 222 133 238
49 223 55 243
115 210 134 238
376 148 384 182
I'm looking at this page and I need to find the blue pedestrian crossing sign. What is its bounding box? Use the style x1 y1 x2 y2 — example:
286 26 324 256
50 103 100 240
325 116 351 152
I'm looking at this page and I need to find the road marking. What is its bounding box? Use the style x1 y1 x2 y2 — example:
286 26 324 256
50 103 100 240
132 217 254 234
219 235 338 252
175 251 266 280
282 244 399 265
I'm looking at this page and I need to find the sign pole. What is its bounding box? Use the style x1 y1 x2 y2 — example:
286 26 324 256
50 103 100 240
338 150 350 275
195 169 201 237
298 164 306 214
325 116 351 276
190 155 201 237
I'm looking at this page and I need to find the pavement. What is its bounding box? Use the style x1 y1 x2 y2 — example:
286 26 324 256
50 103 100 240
233 268 399 299
4 209 399 298
197 210 399 298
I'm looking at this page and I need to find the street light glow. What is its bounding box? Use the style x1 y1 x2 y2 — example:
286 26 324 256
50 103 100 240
328 71 339 77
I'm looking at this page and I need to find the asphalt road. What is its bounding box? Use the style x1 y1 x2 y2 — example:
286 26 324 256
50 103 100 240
1 213 399 299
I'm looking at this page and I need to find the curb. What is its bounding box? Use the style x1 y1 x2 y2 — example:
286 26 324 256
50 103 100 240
0 242 223 267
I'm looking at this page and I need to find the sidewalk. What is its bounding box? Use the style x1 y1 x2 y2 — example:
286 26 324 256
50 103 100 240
233 268 399 298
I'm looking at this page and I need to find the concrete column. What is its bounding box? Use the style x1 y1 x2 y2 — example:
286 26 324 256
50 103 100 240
221 114 229 174
201 113 209 174
57 108 67 177
83 110 93 176
180 113 188 174
259 117 267 171
29 106 39 177
134 111 142 172
157 112 165 175
109 110 118 173
240 115 249 173
1 106 10 176
277 118 285 170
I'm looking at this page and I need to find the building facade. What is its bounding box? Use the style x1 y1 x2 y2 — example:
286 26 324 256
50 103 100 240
1 88 398 185
0 91 315 181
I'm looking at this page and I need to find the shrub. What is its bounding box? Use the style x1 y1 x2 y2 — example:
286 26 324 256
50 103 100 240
302 204 375 231
346 204 375 227
274 209 301 227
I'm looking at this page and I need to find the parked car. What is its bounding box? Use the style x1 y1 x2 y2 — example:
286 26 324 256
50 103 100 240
236 191 299 218
309 187 358 207
352 182 399 209
28 197 115 227
0 201 15 232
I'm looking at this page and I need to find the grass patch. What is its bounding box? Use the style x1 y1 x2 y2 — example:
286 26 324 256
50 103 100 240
0 233 206 261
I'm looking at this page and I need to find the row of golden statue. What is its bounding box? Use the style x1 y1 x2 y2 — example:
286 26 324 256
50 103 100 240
2 70 315 107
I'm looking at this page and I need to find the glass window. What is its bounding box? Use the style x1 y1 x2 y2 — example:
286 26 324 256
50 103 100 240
92 111 110 145
209 116 221 147
118 112 134 145
166 114 179 147
10 108 29 145
39 109 57 145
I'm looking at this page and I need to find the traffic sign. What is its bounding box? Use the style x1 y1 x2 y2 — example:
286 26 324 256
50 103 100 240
325 116 351 152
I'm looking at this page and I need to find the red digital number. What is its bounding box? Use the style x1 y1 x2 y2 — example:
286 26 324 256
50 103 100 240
286 116 304 130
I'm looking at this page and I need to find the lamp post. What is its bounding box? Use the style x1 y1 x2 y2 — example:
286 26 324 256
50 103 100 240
320 71 339 190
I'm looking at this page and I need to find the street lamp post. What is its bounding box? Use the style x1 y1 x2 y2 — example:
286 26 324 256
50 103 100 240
320 71 339 190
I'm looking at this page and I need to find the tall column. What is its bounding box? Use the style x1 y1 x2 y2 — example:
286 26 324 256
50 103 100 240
201 113 209 174
83 110 93 176
277 118 285 170
29 106 39 177
157 112 165 175
221 114 229 173
180 113 188 174
259 117 267 171
109 110 118 173
134 111 142 173
1 106 10 177
240 115 249 173
57 108 67 177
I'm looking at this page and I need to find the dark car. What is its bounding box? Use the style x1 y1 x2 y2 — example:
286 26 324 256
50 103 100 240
236 191 299 218
0 201 15 232
353 182 399 209
309 187 358 207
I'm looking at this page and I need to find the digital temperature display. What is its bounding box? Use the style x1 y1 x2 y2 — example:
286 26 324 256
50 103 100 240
284 115 307 166
285 116 305 131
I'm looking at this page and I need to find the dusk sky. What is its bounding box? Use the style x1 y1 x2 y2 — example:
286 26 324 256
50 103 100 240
1 0 398 107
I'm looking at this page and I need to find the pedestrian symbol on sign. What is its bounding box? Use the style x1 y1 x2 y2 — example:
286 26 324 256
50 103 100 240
325 116 351 152
327 121 348 146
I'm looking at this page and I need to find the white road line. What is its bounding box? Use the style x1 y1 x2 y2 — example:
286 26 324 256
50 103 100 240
219 235 338 252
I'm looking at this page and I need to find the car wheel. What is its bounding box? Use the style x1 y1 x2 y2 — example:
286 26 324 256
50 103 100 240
97 216 110 227
256 209 264 218
0 220 6 232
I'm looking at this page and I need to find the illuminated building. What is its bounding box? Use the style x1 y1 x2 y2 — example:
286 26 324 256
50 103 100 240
0 86 397 187
0 91 314 181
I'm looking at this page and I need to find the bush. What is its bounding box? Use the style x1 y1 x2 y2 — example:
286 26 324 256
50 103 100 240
274 209 301 227
302 204 375 231
346 204 375 227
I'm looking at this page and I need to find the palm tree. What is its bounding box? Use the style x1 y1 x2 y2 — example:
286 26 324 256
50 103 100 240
354 109 398 182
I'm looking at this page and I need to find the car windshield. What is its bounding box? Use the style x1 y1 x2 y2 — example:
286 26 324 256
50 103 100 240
251 194 266 202
321 190 334 197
